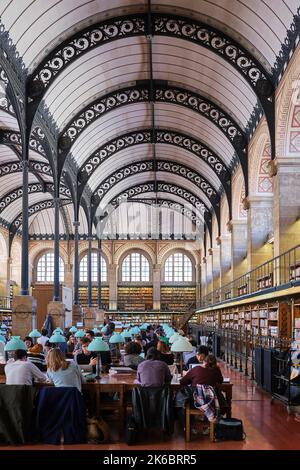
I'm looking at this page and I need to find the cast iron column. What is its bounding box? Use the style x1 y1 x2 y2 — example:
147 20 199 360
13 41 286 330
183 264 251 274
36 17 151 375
73 220 80 305
21 160 29 295
53 197 60 301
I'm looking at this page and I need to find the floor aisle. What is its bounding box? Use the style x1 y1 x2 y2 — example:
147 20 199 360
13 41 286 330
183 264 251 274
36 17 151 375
1 362 300 451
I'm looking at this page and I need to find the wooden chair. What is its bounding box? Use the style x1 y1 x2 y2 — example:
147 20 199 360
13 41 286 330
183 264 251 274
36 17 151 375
185 402 215 442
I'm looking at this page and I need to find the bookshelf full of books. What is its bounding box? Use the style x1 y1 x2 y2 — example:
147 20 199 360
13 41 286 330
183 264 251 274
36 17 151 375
160 286 196 311
78 286 109 309
117 286 153 311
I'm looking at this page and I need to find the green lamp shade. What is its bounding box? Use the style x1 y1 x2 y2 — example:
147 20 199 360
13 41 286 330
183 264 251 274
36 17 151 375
169 332 181 344
140 323 149 330
53 328 64 335
109 333 125 344
166 329 175 338
0 335 5 343
69 326 77 333
49 334 66 343
129 326 140 335
88 337 110 352
121 330 132 339
101 326 108 334
4 336 27 351
92 327 100 334
170 337 193 353
75 329 86 338
28 329 41 338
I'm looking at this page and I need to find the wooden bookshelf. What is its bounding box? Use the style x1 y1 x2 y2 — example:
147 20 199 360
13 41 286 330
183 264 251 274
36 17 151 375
117 286 153 311
78 286 109 309
161 286 196 311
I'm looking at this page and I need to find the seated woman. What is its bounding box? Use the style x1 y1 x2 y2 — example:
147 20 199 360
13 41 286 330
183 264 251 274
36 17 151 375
178 354 224 427
27 343 47 371
156 340 174 365
136 347 172 387
180 354 223 387
46 348 85 392
124 341 144 370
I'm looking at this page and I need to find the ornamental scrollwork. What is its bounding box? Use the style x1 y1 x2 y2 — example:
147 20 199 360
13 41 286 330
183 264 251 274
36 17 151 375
153 14 272 94
93 160 217 203
29 15 145 93
79 130 152 181
109 182 208 216
59 87 148 146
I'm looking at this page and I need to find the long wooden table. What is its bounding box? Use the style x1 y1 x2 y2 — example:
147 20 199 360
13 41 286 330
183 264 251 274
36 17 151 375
0 373 233 420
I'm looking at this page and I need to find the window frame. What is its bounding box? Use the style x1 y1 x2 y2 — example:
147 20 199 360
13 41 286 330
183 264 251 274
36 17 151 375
79 251 108 284
36 252 65 283
163 252 194 284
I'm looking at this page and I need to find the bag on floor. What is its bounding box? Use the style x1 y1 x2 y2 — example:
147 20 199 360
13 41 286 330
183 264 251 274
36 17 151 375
87 416 109 443
215 418 246 441
125 415 138 445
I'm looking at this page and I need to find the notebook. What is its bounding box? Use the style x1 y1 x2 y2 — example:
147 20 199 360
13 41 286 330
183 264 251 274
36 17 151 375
223 377 230 383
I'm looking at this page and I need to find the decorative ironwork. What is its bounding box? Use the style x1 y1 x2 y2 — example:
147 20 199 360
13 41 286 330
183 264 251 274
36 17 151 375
0 66 15 116
0 161 52 178
0 183 71 213
28 14 146 96
109 181 208 215
10 198 70 234
272 7 300 84
153 14 273 94
28 13 272 102
92 160 219 207
104 181 214 235
59 86 149 150
78 128 230 188
60 82 246 156
128 197 203 228
0 129 47 158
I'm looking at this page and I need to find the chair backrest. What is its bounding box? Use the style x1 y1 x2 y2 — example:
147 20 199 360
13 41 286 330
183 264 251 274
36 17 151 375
132 385 174 435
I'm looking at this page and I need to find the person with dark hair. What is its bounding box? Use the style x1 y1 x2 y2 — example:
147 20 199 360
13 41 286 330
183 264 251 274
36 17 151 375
184 345 209 370
85 330 95 341
136 347 172 387
37 328 49 349
180 354 223 388
5 349 46 385
24 336 34 350
124 341 144 369
157 340 174 365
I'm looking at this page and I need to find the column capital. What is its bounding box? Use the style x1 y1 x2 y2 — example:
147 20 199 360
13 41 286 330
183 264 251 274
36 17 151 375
208 248 213 256
202 257 206 264
87 236 93 241
267 160 277 177
242 196 250 211
216 236 221 246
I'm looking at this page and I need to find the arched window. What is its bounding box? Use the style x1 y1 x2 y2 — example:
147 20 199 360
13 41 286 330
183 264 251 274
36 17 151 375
164 253 193 282
37 253 64 282
122 252 149 282
79 253 107 282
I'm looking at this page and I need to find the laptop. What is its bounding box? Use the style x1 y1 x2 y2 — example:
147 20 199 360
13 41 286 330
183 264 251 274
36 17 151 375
79 364 93 372
189 362 204 370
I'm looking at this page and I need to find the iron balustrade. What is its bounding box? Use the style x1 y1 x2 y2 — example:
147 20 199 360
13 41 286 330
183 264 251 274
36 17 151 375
201 243 300 307
189 323 293 383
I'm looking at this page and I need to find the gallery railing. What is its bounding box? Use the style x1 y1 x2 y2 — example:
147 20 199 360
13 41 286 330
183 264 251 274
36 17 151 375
201 243 300 307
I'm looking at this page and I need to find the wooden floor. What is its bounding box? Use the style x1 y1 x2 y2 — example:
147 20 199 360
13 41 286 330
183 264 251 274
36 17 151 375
1 362 300 451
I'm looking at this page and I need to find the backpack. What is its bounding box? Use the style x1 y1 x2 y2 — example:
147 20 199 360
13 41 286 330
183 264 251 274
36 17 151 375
215 418 246 441
87 416 109 443
125 415 138 445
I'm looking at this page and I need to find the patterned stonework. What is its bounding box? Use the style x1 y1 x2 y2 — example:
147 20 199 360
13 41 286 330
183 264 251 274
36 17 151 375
258 142 273 193
239 188 248 219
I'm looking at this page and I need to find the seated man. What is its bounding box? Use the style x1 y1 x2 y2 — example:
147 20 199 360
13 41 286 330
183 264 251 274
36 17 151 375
136 347 172 387
5 349 46 385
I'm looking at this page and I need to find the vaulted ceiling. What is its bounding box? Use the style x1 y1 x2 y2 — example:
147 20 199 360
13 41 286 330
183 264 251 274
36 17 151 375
0 0 299 240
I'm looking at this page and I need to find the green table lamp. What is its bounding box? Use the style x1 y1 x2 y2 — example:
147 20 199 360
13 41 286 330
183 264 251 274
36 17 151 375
28 329 41 344
69 326 78 333
171 337 193 374
49 333 66 348
4 336 27 351
74 329 85 338
88 337 110 379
